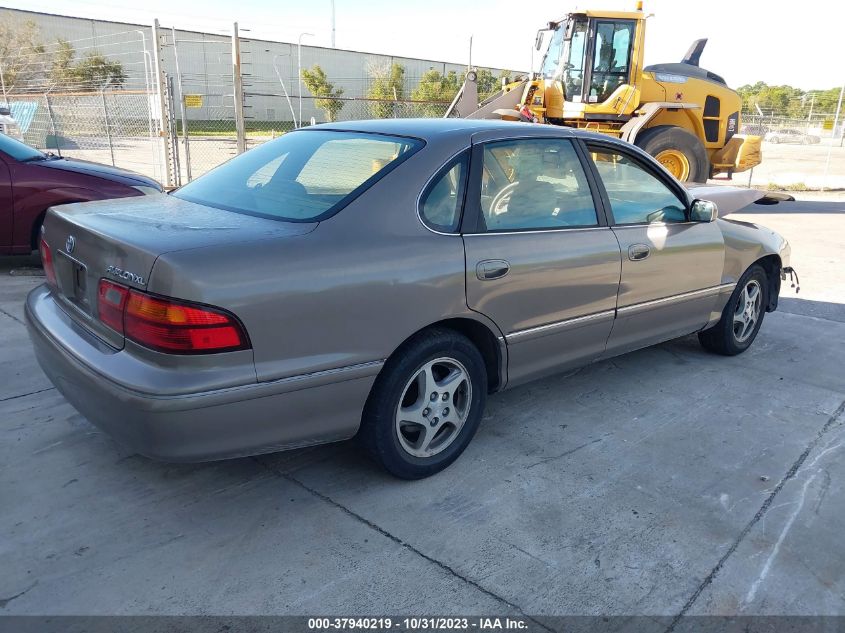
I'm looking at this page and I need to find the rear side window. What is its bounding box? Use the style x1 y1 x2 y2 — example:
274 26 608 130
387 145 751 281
173 130 422 222
478 138 598 231
419 153 468 233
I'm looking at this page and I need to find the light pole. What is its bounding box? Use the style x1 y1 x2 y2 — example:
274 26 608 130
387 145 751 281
298 32 315 127
272 51 298 128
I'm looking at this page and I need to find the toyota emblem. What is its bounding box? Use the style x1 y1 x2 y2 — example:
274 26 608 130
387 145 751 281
66 235 75 253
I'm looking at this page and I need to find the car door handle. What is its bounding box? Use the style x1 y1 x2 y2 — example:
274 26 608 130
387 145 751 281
476 259 510 280
628 244 651 261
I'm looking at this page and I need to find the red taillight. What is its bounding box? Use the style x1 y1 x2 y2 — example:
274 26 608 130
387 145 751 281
97 279 249 354
39 237 57 287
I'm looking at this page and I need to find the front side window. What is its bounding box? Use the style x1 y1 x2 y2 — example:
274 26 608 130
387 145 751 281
588 146 687 224
478 138 598 231
540 26 566 79
173 130 422 222
589 20 634 102
419 154 468 233
561 17 589 100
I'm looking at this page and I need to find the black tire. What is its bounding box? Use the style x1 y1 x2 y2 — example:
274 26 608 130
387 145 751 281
698 265 768 356
635 125 710 183
359 328 487 479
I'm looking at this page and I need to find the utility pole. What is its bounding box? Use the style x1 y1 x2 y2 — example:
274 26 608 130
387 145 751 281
151 19 173 188
822 81 845 190
232 22 247 154
330 0 336 48
838 82 845 148
468 35 473 71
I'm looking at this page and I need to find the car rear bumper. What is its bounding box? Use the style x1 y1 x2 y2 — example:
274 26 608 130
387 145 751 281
25 285 381 462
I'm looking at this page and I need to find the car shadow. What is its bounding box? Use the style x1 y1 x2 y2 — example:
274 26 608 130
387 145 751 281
733 199 845 214
778 296 845 323
0 252 42 275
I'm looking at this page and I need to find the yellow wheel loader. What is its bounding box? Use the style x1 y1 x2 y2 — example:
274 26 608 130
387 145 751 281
447 4 761 182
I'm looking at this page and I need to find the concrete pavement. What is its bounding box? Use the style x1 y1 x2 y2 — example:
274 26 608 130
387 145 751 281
1 198 843 619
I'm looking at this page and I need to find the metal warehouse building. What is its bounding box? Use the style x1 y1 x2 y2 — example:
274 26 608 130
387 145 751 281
3 8 509 124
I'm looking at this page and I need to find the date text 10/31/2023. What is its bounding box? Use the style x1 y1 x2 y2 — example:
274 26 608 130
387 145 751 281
307 617 529 630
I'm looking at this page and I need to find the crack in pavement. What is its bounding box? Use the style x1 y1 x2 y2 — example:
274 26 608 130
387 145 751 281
665 397 845 631
0 387 55 403
525 438 604 469
253 456 556 632
0 581 37 609
0 306 24 326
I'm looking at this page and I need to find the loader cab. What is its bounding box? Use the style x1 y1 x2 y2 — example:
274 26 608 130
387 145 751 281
538 10 644 113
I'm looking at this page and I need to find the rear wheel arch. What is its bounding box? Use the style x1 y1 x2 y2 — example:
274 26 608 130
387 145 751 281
30 210 47 251
382 317 505 394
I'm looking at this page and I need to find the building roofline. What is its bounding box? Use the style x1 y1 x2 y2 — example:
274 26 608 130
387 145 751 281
2 7 517 73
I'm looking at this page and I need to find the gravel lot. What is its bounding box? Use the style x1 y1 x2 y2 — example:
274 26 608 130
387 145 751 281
1 196 843 620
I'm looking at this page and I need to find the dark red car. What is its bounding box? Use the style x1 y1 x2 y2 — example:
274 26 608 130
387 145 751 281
0 134 162 255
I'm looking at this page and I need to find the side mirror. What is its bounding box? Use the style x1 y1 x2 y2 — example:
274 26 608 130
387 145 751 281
535 30 544 51
690 199 718 222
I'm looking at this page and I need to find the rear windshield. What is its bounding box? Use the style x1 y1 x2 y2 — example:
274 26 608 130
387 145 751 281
172 130 423 222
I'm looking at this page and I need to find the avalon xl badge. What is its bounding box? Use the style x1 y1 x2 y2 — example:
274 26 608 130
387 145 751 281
106 265 146 285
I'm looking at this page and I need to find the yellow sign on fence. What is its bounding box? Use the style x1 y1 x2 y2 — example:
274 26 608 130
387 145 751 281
822 119 834 130
184 94 203 108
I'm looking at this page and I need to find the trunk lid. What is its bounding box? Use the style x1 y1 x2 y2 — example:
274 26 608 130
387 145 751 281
42 193 316 349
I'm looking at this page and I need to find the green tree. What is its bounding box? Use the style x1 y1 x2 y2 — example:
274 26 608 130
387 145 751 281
301 64 344 122
475 69 499 100
367 63 405 118
411 69 462 116
809 87 844 116
0 13 46 94
50 40 127 91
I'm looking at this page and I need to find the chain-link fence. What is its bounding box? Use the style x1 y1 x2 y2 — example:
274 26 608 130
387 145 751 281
4 11 842 191
737 112 845 190
1 18 473 187
1 26 170 183
7 90 166 183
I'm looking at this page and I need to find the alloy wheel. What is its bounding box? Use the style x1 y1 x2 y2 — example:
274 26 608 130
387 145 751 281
733 279 762 343
395 357 472 458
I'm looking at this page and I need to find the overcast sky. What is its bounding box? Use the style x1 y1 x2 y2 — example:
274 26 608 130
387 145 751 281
4 0 843 91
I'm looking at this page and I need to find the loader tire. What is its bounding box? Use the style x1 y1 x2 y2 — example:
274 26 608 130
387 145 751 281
635 125 710 183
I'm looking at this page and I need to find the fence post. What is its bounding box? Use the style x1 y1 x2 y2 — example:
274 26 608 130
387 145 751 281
152 19 174 187
167 76 182 187
232 22 247 154
100 89 116 166
822 82 844 190
43 93 59 152
171 27 192 182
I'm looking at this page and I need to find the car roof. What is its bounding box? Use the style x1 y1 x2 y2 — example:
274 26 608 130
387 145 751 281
308 118 586 142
